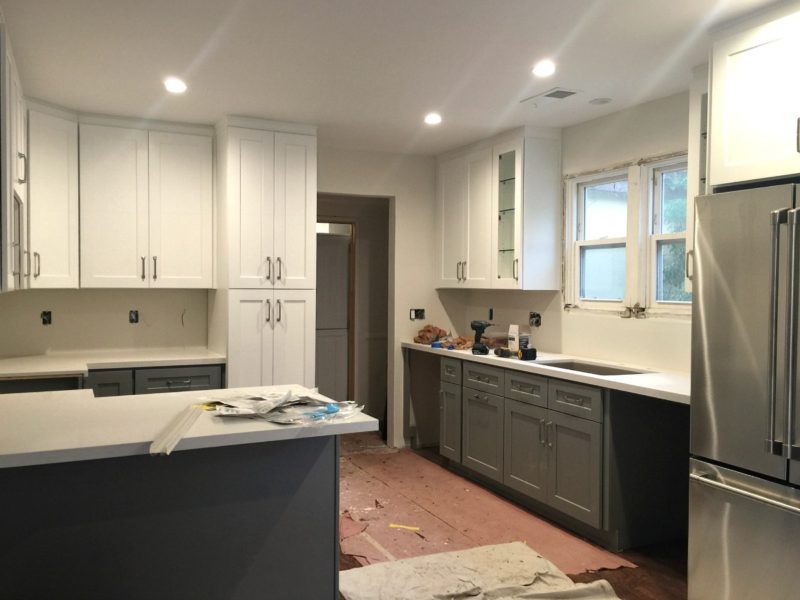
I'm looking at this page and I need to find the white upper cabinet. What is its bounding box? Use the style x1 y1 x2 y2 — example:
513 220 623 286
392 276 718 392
435 149 492 288
80 124 149 288
28 108 79 288
709 10 800 187
148 132 213 288
80 123 212 288
223 127 316 290
274 133 316 289
435 128 561 290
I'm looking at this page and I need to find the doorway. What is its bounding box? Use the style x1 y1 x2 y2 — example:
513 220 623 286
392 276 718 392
317 194 390 437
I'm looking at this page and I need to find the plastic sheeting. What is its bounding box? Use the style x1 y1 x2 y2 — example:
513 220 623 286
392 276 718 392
339 542 620 600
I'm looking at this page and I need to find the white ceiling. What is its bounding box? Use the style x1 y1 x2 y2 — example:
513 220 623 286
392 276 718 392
0 0 779 155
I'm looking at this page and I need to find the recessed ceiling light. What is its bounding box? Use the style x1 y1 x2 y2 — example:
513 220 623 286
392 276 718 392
424 112 442 126
532 59 556 78
164 76 187 94
589 97 612 105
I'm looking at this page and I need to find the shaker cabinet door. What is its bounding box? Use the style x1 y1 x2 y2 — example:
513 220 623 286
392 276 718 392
80 124 149 288
462 389 504 482
546 410 602 528
503 398 548 502
148 131 213 288
273 133 316 289
272 289 316 387
28 109 79 288
439 381 462 462
709 11 800 186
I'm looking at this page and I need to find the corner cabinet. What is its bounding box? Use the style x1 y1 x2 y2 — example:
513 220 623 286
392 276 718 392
227 289 315 388
27 107 80 288
709 10 800 187
80 124 212 288
222 127 316 290
435 127 561 290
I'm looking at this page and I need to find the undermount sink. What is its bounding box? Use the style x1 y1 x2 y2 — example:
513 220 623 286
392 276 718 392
540 360 646 377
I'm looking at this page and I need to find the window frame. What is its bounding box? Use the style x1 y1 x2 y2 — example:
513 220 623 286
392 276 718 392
564 169 631 312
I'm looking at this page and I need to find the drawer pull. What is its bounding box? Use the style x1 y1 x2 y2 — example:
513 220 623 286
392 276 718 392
167 379 192 387
560 392 587 407
512 382 535 394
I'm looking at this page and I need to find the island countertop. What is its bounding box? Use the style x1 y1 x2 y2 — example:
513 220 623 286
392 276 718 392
402 342 690 404
0 385 378 468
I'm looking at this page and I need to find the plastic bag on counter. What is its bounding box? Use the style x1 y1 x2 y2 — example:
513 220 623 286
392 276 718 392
208 388 364 425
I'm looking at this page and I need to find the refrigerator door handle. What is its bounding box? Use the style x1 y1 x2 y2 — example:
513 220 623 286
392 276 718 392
690 472 800 516
768 208 791 455
786 208 800 459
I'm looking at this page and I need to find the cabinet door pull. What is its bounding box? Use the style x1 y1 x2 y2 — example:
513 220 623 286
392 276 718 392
34 252 41 278
276 257 283 281
538 420 545 446
265 299 271 323
547 421 554 448
462 261 467 280
276 299 282 322
17 152 27 184
153 256 158 280
513 258 519 281
456 261 461 281
141 256 146 281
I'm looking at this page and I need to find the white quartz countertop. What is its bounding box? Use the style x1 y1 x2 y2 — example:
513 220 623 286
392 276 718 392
0 385 378 468
402 342 689 404
0 347 227 379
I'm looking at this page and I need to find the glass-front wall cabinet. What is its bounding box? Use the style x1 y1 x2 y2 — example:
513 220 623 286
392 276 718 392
497 149 517 281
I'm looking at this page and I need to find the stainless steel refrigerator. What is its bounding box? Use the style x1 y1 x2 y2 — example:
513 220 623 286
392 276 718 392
690 183 800 598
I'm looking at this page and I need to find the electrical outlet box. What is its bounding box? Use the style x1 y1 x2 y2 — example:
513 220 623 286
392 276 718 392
129 310 139 324
529 312 542 327
409 308 425 321
41 311 52 325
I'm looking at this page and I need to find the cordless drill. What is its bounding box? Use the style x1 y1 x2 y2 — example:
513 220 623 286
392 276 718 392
470 320 493 355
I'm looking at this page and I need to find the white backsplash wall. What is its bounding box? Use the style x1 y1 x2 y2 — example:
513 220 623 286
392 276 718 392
436 289 562 352
0 289 208 358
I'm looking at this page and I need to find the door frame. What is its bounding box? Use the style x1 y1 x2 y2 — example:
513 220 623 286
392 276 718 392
316 218 356 401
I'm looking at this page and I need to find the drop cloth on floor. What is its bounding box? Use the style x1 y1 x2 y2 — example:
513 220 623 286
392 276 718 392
339 541 620 600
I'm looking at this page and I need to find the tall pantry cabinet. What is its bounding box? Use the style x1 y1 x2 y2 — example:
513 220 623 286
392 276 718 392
211 120 317 388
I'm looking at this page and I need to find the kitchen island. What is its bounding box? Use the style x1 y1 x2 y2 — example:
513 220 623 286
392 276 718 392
0 385 377 600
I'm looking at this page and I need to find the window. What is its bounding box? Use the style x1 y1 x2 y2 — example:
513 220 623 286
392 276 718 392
649 161 691 306
564 156 691 316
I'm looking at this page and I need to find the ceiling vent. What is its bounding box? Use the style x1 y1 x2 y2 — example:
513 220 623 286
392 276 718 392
520 87 581 108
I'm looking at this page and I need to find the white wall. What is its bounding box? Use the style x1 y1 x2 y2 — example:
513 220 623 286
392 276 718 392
561 92 691 372
317 146 451 447
0 289 208 358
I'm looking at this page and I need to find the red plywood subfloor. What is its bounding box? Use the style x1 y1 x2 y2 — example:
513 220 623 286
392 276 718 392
340 447 635 576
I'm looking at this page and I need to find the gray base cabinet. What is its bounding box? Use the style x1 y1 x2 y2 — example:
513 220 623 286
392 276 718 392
547 409 602 528
504 398 548 502
84 369 134 397
462 389 504 482
439 381 462 462
84 364 224 397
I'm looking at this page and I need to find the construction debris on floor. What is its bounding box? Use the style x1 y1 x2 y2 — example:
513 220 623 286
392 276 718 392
339 443 635 575
339 542 620 600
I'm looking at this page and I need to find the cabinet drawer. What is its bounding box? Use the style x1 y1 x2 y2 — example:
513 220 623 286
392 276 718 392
440 358 462 384
134 365 223 395
504 371 548 408
548 380 604 422
462 363 504 394
85 369 133 397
